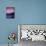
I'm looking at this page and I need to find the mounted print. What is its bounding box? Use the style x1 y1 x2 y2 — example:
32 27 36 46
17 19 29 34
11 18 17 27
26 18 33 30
6 7 15 19
18 24 46 42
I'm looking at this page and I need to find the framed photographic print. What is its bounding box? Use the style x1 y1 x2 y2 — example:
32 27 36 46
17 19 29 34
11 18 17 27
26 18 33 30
6 7 15 19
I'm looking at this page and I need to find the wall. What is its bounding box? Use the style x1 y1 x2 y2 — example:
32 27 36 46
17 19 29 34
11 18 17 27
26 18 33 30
0 0 46 44
0 0 18 44
16 0 46 24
